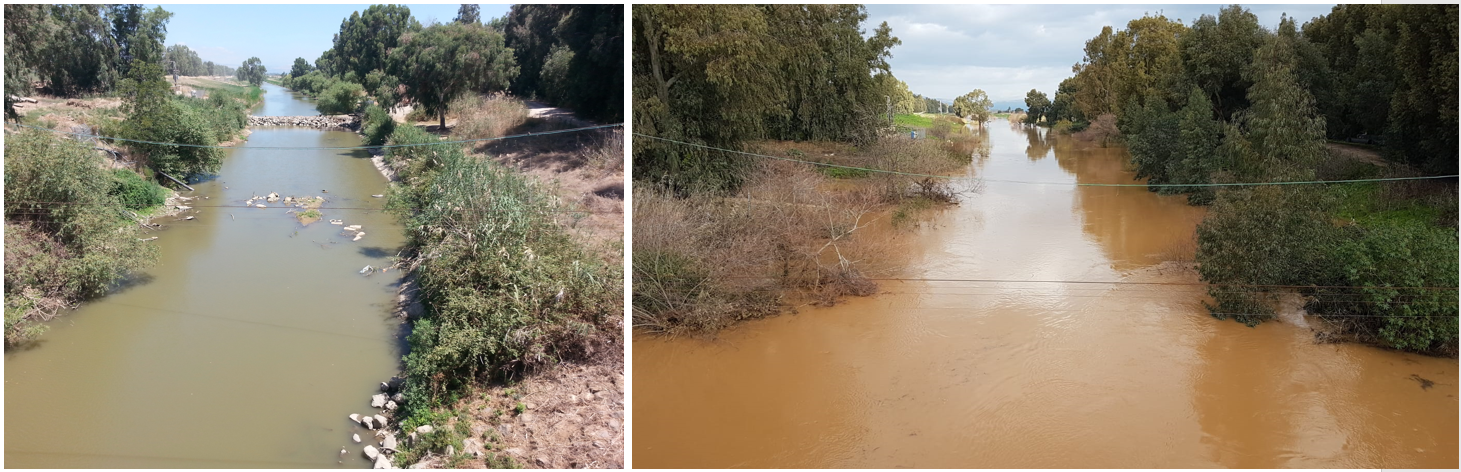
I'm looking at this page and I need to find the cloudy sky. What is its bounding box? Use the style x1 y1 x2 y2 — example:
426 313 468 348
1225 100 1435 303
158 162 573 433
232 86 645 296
151 4 510 73
865 4 1338 106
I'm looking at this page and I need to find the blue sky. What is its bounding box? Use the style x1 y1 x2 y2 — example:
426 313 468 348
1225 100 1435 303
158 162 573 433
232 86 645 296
152 4 512 73
865 4 1339 105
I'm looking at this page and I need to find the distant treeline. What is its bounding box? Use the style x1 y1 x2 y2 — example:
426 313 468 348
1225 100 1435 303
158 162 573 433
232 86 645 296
1029 4 1457 176
280 4 622 124
3 5 246 116
632 4 904 192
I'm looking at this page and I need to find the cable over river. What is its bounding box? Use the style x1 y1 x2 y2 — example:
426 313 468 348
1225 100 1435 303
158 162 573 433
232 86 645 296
633 118 1458 468
6 82 407 468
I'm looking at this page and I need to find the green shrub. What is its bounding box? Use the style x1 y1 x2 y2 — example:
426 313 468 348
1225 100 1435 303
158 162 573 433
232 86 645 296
316 80 364 115
1314 222 1458 353
108 169 167 210
5 130 158 345
384 124 620 424
361 104 396 147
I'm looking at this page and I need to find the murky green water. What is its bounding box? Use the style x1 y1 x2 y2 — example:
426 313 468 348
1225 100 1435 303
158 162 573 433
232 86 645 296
6 86 406 468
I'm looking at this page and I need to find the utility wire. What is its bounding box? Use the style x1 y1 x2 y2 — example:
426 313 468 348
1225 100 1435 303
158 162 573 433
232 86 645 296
634 133 1460 187
633 275 1459 291
5 201 621 214
6 121 622 150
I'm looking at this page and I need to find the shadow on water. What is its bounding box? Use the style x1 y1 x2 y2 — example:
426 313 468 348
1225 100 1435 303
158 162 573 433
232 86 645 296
105 273 157 297
357 246 398 259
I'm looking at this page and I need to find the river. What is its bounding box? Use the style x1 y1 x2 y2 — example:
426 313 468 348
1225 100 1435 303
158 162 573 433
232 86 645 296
6 82 407 468
633 118 1459 468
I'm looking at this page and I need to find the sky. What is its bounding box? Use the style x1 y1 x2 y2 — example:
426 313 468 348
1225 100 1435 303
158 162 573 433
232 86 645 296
865 3 1339 107
151 4 512 73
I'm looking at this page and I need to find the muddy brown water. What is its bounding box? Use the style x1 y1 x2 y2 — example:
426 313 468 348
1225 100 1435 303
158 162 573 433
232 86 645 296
6 83 407 468
633 119 1458 468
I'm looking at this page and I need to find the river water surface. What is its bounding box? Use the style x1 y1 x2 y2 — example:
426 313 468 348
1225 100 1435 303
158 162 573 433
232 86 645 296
6 83 406 468
633 118 1459 468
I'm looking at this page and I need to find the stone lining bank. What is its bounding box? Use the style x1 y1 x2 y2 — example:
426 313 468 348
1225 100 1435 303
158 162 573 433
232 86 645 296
248 115 360 130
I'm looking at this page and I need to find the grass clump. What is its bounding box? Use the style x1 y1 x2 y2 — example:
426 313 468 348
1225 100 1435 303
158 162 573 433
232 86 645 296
383 124 621 426
893 113 934 128
447 93 527 140
4 129 158 346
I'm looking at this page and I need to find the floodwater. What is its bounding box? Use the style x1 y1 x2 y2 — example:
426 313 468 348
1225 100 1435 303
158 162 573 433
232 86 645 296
5 84 407 468
633 119 1459 468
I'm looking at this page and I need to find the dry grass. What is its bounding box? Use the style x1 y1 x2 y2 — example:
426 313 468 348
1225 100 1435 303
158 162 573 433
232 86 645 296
633 159 906 334
448 93 529 140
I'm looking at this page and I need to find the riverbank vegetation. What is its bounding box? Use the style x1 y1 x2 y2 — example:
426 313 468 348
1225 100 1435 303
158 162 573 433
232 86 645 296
633 5 992 334
4 129 160 346
379 123 622 436
1044 4 1458 355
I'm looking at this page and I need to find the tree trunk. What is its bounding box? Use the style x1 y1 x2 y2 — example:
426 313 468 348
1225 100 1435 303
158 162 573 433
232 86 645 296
439 109 446 130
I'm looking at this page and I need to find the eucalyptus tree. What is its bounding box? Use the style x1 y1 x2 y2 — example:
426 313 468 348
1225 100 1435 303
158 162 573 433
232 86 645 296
1023 89 1050 124
328 5 420 82
388 21 518 129
236 57 265 86
290 57 314 78
953 89 992 122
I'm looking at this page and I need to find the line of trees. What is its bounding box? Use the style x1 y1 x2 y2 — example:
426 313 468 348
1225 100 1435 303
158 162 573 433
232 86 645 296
278 5 622 126
1029 4 1456 175
1047 4 1457 354
2 4 246 118
632 4 901 192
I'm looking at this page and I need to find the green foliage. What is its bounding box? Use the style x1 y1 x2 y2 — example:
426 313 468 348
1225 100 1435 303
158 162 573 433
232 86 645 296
455 4 480 24
235 57 265 86
163 44 206 76
1305 5 1458 174
360 104 396 146
1071 14 1187 119
107 169 167 210
5 129 159 345
504 5 623 121
1319 222 1457 353
388 21 518 129
383 124 620 423
953 89 992 121
1196 186 1340 325
1023 89 1050 124
117 60 226 177
315 80 364 115
633 4 898 193
289 57 313 78
326 5 421 83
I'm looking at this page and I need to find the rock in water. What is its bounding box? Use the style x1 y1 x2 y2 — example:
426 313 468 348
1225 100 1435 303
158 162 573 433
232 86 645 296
382 434 398 450
373 454 391 469
353 433 361 443
371 394 386 408
362 416 376 429
385 401 397 411
350 413 361 423
373 414 388 429
363 445 379 460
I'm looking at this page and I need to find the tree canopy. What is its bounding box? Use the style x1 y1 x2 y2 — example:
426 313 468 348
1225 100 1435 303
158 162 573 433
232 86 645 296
236 57 265 86
388 21 518 129
952 89 992 122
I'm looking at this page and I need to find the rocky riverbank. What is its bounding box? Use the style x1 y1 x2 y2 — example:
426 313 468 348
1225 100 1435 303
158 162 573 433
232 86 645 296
248 114 359 130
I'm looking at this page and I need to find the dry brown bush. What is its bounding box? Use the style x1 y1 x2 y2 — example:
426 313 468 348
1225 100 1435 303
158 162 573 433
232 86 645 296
633 160 892 334
446 93 528 139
